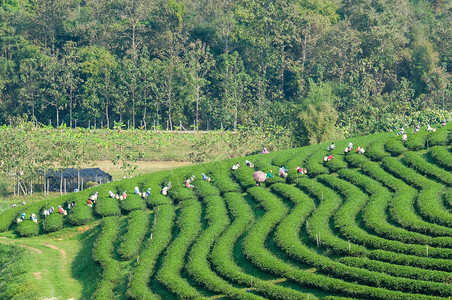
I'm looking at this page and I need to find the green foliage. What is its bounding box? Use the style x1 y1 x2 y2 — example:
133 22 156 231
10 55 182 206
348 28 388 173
120 196 146 212
430 146 452 169
43 212 64 232
127 205 175 299
118 210 149 260
16 220 39 237
95 198 121 217
0 244 39 299
68 199 93 225
92 217 120 300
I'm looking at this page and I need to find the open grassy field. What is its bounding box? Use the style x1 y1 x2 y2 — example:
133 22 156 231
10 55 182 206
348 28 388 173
0 123 451 299
84 160 192 181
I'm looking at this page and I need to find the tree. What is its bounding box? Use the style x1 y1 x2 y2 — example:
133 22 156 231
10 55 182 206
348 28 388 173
79 46 119 128
295 80 340 145
185 40 214 130
61 41 82 128
41 53 64 126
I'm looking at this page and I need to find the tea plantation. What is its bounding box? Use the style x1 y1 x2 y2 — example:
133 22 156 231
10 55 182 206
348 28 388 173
0 123 451 299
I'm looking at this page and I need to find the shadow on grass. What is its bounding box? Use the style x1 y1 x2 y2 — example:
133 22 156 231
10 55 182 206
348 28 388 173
71 225 102 300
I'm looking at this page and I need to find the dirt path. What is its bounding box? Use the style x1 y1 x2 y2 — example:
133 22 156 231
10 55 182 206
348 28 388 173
42 242 67 258
0 237 43 254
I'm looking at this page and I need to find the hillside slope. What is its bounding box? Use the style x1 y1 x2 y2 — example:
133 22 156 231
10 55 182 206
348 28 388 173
0 123 451 299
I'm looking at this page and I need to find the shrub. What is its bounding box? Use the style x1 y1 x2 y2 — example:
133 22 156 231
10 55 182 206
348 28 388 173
146 194 172 207
68 199 93 226
120 196 146 212
428 126 449 146
43 212 64 232
95 198 121 217
92 217 120 300
430 146 452 169
156 199 203 299
168 186 195 203
384 138 405 156
16 220 39 237
127 205 175 299
85 181 99 189
0 206 21 232
118 210 149 260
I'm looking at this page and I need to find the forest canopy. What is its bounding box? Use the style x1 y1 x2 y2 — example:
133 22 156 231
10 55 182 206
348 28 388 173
0 0 451 142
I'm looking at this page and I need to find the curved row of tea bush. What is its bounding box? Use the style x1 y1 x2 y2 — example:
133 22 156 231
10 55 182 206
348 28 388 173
429 146 452 169
406 130 430 151
68 198 93 225
347 154 452 236
428 125 450 146
118 210 150 260
403 151 452 186
186 191 262 299
296 178 368 256
320 174 452 259
210 192 312 300
365 133 392 161
92 216 120 300
0 206 21 232
382 157 452 228
127 205 175 300
271 182 452 297
209 161 242 194
155 199 204 299
244 185 437 299
339 256 452 283
385 137 406 156
338 169 452 247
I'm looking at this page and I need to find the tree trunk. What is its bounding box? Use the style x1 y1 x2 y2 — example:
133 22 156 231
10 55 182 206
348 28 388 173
60 173 63 195
196 85 200 131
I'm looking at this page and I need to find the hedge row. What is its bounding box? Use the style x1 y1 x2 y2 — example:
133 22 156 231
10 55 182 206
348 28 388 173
127 205 175 300
92 216 120 300
0 206 21 232
94 197 121 217
232 164 258 189
186 192 261 299
120 195 146 212
429 146 452 170
384 138 406 156
339 256 452 283
296 178 368 256
43 212 64 232
68 198 93 226
209 161 242 194
245 186 436 299
145 193 173 207
118 210 150 260
347 154 452 237
272 182 452 297
406 130 430 151
155 199 204 299
338 168 445 247
365 134 392 161
210 192 312 300
305 150 330 177
428 126 450 146
167 186 196 203
285 145 322 184
320 174 452 259
16 220 40 237
403 151 452 186
382 157 452 228
369 249 452 272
